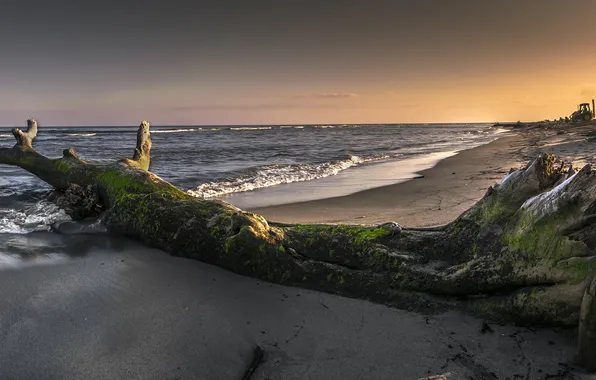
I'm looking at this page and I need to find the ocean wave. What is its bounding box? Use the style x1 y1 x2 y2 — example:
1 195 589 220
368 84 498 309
188 154 391 198
280 126 304 129
0 133 12 139
0 200 70 234
230 127 272 131
152 128 203 134
493 127 510 134
313 125 362 129
66 133 97 137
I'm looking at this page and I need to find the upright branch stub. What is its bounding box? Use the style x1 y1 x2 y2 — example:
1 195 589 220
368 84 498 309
132 120 152 171
62 148 86 164
12 119 38 150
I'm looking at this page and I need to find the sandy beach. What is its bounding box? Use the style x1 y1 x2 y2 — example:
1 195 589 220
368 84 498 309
252 122 596 227
1 121 595 380
0 233 587 380
251 135 523 227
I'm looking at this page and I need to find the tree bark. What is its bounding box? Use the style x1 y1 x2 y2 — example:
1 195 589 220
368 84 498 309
1 121 595 371
579 276 596 372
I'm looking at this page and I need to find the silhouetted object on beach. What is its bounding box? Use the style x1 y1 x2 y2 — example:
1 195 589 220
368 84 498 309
570 99 595 122
0 119 595 372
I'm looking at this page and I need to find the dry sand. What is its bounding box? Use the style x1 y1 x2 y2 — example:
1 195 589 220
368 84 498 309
1 121 595 380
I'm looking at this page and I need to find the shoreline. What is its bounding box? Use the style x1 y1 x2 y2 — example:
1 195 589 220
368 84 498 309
250 133 526 227
217 149 461 209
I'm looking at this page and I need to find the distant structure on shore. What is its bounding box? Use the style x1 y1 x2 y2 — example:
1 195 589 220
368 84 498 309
570 99 595 122
494 99 595 127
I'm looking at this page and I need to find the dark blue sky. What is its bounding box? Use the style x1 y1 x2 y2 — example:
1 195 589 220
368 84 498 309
1 0 595 125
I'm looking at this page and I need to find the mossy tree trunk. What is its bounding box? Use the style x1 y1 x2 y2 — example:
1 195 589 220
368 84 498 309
1 120 595 370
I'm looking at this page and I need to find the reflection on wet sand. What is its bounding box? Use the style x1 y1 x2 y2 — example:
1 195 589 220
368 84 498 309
0 226 131 270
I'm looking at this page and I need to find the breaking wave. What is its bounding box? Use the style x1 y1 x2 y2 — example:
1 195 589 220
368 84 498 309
0 200 70 234
188 154 391 198
314 125 361 129
230 127 272 131
66 133 97 137
152 128 203 134
493 127 510 134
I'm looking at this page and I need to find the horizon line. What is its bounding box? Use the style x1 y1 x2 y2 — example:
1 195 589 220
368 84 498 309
0 120 510 128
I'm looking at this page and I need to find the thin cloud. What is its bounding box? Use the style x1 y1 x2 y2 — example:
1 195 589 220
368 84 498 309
316 92 358 99
581 86 596 98
293 92 358 99
172 102 354 111
171 101 420 112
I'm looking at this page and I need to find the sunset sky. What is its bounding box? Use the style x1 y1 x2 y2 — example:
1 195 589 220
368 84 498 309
1 0 595 126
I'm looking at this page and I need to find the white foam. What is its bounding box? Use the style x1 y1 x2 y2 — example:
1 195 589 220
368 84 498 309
313 125 362 129
230 127 272 131
0 201 70 234
188 155 390 198
66 133 97 137
493 128 510 134
152 128 203 134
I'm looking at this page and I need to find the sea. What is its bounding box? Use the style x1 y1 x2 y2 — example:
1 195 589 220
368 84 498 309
0 123 507 238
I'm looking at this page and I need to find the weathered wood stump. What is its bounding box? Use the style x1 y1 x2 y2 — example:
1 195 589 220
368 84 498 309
579 276 596 371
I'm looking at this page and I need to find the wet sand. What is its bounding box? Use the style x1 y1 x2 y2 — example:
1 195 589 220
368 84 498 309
0 233 588 380
251 134 525 227
252 122 596 227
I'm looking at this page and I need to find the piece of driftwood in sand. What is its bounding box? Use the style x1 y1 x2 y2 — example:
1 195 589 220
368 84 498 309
1 120 595 371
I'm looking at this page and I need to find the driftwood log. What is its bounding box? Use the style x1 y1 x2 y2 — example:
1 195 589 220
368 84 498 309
1 120 595 371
